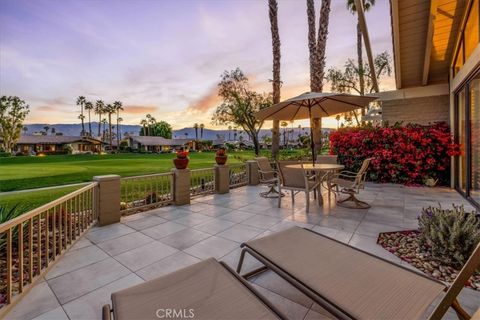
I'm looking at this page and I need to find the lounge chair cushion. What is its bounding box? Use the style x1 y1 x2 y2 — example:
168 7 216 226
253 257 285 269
111 258 279 320
245 227 446 320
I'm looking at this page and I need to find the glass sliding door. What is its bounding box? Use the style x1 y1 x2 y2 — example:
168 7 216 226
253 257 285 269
470 73 480 204
457 90 467 193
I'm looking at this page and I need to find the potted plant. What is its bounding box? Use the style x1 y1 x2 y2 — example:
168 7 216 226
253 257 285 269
215 147 228 165
173 150 189 169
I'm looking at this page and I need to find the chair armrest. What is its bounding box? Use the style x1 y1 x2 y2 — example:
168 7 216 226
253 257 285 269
102 305 112 320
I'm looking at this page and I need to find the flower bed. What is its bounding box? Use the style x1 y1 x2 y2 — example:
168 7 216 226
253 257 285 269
329 122 460 185
377 231 480 290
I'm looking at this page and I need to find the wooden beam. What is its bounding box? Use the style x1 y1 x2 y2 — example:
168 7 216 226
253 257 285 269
390 0 402 89
423 0 438 86
355 0 379 92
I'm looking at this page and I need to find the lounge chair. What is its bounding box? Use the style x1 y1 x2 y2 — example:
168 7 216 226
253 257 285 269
276 160 320 212
255 157 282 198
103 258 286 320
237 226 480 320
329 157 373 209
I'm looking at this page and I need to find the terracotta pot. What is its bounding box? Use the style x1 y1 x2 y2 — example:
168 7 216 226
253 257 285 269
173 157 189 169
215 155 228 165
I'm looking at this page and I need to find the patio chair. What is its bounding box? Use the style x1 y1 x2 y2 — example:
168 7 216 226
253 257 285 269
315 155 338 164
315 155 339 199
276 161 321 213
103 258 286 320
237 226 480 320
255 157 282 198
329 157 373 209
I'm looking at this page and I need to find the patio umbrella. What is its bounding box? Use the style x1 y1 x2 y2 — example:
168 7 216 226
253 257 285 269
255 92 377 164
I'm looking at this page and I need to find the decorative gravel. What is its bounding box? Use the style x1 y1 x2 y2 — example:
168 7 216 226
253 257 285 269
377 230 480 290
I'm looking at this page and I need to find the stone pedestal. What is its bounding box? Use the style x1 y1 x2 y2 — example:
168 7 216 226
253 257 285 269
246 160 259 185
93 175 121 226
215 164 230 194
172 168 191 206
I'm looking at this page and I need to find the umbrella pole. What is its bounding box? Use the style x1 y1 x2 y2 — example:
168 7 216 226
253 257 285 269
309 107 315 165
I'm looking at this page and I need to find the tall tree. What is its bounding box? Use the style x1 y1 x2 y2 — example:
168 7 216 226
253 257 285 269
193 123 199 141
113 101 123 148
0 96 30 152
76 96 86 135
51 127 56 135
268 0 281 160
105 103 114 148
140 119 148 136
306 0 331 157
152 121 173 139
281 121 288 146
43 125 49 135
228 125 232 140
212 68 271 156
346 0 375 99
85 101 93 136
200 123 205 139
95 100 105 136
22 126 28 135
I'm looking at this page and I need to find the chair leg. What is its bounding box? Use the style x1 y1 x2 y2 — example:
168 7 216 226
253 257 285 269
291 190 295 204
277 186 282 208
451 299 471 320
306 191 310 213
336 190 370 209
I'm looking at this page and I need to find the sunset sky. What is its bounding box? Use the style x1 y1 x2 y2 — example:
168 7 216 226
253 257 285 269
0 0 395 129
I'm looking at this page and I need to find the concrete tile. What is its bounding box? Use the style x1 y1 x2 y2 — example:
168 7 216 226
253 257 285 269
183 236 238 259
46 245 109 280
86 224 135 244
48 258 131 304
348 234 402 264
154 208 190 220
218 210 256 223
193 218 236 235
173 213 213 227
63 273 144 320
141 221 187 239
97 231 154 256
270 220 314 232
158 228 211 250
5 282 60 320
217 224 265 243
69 237 93 251
114 241 178 271
31 307 69 320
355 221 405 237
122 214 167 230
311 226 353 243
196 205 233 217
136 252 201 281
241 215 283 229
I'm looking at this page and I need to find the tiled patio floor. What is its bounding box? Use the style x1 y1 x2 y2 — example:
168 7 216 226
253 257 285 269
5 184 479 319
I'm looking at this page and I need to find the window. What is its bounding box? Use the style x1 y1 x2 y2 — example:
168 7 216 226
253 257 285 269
470 73 480 203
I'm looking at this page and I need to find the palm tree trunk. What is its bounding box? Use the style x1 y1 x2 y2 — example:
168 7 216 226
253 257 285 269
357 21 366 118
88 110 92 136
269 0 281 160
81 105 85 135
315 0 331 92
307 0 317 91
98 114 102 137
116 111 120 149
108 114 113 149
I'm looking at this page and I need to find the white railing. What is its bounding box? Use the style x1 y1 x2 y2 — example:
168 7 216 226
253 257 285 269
229 163 247 188
190 168 215 197
120 173 173 215
0 182 98 311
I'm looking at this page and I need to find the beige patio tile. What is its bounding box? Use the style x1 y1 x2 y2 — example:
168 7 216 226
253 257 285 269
172 212 213 227
183 235 238 259
141 221 187 239
113 241 178 271
218 210 256 223
47 258 131 304
136 251 201 281
86 223 135 244
241 214 283 229
97 231 154 256
31 307 69 320
5 282 60 320
193 218 236 235
121 214 167 230
348 233 402 264
158 228 211 250
217 224 265 243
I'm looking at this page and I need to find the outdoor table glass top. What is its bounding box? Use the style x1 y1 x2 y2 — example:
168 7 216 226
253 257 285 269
285 163 345 171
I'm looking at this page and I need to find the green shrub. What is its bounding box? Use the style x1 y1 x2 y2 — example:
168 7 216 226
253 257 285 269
418 204 480 268
0 151 11 157
63 144 74 154
0 203 23 250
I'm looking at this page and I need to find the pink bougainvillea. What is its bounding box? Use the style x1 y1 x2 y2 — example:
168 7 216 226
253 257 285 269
329 122 461 185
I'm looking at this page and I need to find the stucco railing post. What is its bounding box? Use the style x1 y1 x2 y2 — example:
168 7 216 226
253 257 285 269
246 160 259 186
172 168 191 206
93 175 121 226
215 164 230 194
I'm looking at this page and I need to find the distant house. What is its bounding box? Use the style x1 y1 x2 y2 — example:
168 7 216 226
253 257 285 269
129 136 192 152
15 136 105 154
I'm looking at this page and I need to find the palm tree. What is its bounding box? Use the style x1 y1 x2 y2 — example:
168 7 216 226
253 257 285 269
85 101 93 136
95 100 105 137
269 0 281 159
281 121 288 146
346 0 375 97
101 118 108 141
113 101 123 148
105 104 115 148
76 96 86 135
228 125 232 140
22 126 28 135
140 119 148 136
51 127 56 135
193 123 199 141
43 125 49 135
233 127 238 141
149 116 156 136
200 123 205 139
118 117 123 141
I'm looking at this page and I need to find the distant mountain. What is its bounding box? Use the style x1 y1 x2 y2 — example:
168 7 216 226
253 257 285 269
23 123 333 141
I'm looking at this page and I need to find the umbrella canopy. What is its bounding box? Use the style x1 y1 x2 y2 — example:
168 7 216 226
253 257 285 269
255 92 377 121
255 92 377 164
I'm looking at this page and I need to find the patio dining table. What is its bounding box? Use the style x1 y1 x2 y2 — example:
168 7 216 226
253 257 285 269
286 163 345 204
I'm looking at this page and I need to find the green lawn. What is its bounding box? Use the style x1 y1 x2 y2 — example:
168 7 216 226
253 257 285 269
0 151 256 192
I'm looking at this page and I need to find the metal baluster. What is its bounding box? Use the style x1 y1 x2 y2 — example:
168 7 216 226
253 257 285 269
36 214 42 274
6 228 12 303
18 223 24 293
28 218 33 283
45 209 49 266
53 206 56 257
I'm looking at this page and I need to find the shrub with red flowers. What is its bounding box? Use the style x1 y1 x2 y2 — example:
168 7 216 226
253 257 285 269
329 122 461 185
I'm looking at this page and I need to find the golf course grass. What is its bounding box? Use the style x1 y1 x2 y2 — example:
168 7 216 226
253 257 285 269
0 151 258 216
